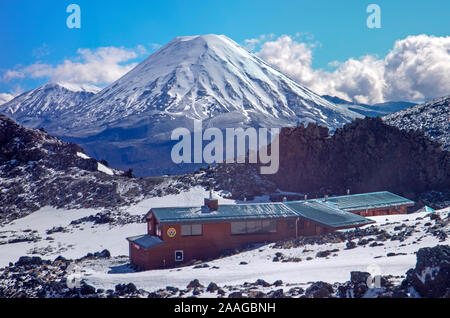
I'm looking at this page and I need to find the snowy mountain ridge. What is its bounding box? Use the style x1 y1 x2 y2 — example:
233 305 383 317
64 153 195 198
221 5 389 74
0 35 366 175
63 34 356 137
0 82 99 129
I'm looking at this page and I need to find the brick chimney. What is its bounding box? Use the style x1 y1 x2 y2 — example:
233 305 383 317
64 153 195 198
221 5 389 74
204 189 219 211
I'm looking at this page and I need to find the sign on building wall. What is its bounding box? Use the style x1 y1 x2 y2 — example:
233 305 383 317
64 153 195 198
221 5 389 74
167 227 177 238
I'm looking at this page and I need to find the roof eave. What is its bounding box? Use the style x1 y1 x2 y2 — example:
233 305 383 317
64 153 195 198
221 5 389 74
158 215 299 225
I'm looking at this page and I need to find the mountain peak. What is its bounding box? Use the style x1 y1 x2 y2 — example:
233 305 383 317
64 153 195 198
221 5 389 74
52 82 101 94
0 82 97 128
1 34 361 175
172 34 228 42
67 33 354 134
30 82 101 94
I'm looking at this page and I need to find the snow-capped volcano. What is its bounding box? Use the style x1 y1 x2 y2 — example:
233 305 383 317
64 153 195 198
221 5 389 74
61 34 357 137
1 35 361 175
0 82 99 129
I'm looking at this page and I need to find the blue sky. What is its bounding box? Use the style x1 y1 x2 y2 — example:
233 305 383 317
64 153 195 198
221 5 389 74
1 0 449 103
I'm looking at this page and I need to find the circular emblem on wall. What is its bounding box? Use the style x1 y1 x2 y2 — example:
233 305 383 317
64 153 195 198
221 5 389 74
167 227 177 238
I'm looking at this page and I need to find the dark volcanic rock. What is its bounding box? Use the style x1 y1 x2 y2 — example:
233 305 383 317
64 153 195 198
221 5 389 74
336 271 371 298
15 256 44 267
186 279 203 289
267 289 285 298
384 95 450 151
0 114 212 223
206 282 219 293
402 245 450 298
350 271 371 284
268 117 449 201
304 281 334 298
228 291 244 298
115 283 138 296
213 117 449 208
0 252 146 298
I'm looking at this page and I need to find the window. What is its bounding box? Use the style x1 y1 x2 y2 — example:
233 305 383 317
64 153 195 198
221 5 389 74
181 224 203 236
156 224 161 237
175 250 184 262
231 220 277 235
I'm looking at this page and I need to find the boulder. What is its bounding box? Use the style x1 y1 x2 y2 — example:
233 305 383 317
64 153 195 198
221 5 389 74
402 245 450 298
305 281 334 298
186 279 204 289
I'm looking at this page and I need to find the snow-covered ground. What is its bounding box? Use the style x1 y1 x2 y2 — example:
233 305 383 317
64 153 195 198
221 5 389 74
0 187 448 295
81 209 449 294
0 187 235 268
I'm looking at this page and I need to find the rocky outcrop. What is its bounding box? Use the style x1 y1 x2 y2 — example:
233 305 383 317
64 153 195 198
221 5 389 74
1 245 448 298
0 251 145 298
207 117 449 207
384 95 450 151
0 114 210 223
401 245 450 297
266 117 449 207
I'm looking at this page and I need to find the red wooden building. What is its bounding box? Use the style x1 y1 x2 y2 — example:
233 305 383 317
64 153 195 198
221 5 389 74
127 191 413 270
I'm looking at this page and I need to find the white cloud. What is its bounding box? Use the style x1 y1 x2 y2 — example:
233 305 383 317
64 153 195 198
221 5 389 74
383 34 450 101
257 35 317 87
2 46 146 86
32 43 51 59
3 70 25 81
254 34 450 104
244 33 275 51
0 93 14 105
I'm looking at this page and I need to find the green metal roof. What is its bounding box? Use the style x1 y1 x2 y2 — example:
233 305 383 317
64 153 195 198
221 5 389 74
148 191 410 227
284 200 375 228
322 191 414 211
151 203 298 224
127 234 163 249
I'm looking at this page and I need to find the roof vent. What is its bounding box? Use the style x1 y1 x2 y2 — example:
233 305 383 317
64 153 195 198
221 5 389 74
203 188 218 212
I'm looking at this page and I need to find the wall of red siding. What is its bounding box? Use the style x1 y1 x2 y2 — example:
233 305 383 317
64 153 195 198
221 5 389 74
129 217 337 270
130 219 297 269
129 204 412 270
351 204 410 217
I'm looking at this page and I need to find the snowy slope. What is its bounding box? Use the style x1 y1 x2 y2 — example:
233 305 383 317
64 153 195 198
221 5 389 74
0 114 196 223
0 82 99 129
321 95 417 118
0 184 448 296
80 210 450 294
384 95 450 150
0 187 236 268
